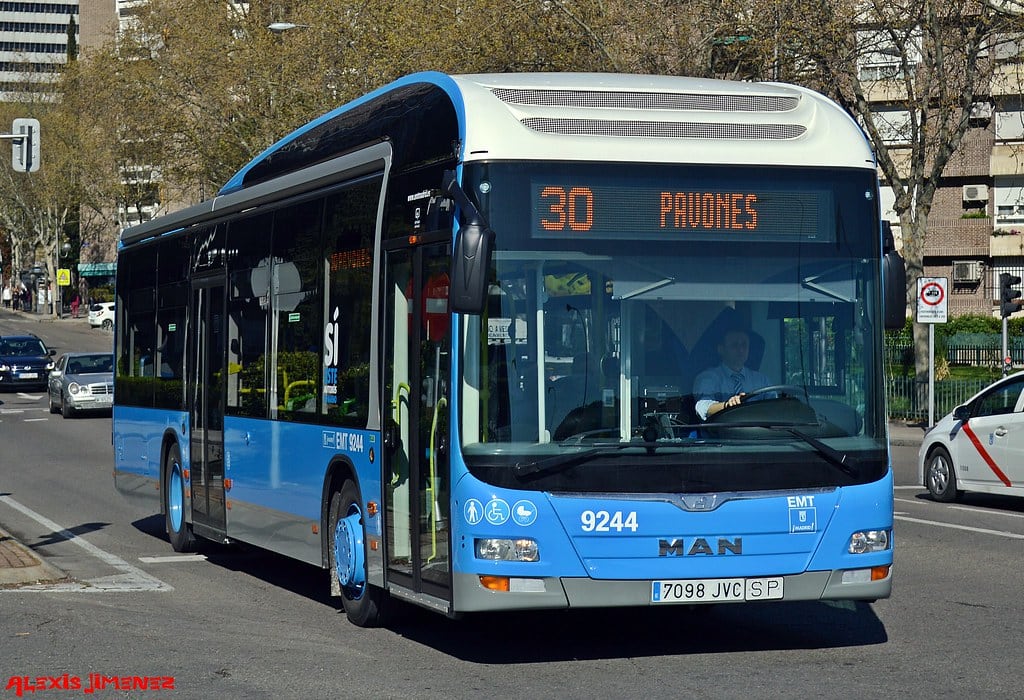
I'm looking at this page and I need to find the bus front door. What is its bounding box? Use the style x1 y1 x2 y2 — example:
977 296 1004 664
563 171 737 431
383 240 452 606
189 279 227 540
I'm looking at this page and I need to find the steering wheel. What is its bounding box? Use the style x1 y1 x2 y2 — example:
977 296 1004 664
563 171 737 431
741 384 810 402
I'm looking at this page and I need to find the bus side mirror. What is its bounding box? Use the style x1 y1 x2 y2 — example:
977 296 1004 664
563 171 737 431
883 249 907 329
882 221 907 330
450 222 494 314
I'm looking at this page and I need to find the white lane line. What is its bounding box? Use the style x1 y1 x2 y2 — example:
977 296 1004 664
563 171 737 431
139 554 207 564
894 485 924 490
0 495 172 593
24 418 47 422
896 497 1024 519
894 514 1024 540
948 504 1024 519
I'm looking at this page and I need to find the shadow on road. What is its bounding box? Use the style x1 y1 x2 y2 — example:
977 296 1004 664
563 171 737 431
131 511 888 659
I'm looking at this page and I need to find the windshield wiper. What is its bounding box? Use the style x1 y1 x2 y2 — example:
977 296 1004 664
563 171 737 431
711 421 858 478
514 440 681 480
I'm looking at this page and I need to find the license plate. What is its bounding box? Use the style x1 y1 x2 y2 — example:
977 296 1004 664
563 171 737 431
17 372 38 379
651 577 784 603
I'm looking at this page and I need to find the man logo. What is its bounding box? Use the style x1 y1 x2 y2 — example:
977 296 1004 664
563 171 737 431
658 537 743 556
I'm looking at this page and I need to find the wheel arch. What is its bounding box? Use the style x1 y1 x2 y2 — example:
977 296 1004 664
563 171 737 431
922 441 953 488
159 429 187 519
321 455 358 568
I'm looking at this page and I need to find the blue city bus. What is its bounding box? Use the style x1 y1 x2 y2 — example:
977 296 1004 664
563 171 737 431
114 72 905 626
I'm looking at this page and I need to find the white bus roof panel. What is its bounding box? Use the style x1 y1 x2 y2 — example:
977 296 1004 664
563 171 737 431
450 73 874 169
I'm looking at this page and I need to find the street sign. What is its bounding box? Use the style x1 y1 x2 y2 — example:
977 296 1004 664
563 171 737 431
57 268 71 286
917 277 948 324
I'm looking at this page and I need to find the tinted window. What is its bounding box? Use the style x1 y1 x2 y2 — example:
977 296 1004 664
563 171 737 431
321 177 380 426
226 213 272 418
270 200 323 421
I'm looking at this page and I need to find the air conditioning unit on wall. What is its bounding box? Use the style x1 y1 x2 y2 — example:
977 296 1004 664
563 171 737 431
963 184 989 202
953 260 982 283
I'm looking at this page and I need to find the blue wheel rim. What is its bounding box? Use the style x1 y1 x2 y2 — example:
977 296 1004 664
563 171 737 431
168 462 184 532
333 505 366 599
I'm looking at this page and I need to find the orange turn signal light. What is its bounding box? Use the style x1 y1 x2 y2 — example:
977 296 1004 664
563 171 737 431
479 575 510 592
871 565 890 581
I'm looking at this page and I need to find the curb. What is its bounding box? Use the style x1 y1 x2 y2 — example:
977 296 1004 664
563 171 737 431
0 526 67 587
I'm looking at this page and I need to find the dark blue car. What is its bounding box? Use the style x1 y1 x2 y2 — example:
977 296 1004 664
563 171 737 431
0 334 56 391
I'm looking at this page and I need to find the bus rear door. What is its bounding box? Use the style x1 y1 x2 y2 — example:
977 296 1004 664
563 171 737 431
189 277 227 540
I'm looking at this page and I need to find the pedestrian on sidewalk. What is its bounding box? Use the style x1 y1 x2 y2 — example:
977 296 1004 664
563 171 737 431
2 284 10 309
70 293 80 318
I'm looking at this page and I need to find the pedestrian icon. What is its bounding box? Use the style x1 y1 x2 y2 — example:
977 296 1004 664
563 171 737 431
464 499 483 526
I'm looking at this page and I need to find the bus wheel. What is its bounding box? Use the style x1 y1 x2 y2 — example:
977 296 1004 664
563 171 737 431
329 480 387 627
164 444 196 552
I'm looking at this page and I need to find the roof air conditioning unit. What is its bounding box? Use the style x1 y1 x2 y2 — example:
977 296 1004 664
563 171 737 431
970 101 993 121
953 260 982 283
963 184 989 202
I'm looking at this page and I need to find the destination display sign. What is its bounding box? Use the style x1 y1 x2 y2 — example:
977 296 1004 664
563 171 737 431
531 178 835 243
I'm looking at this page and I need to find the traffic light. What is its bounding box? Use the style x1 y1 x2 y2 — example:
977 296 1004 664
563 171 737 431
11 118 40 172
1000 273 1022 318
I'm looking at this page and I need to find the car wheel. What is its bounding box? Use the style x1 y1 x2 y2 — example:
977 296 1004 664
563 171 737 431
328 480 389 627
164 443 196 552
926 447 961 502
60 394 73 419
102 319 113 331
48 390 58 414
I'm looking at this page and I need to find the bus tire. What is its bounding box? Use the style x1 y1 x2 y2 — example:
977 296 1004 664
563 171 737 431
329 480 387 627
164 443 196 552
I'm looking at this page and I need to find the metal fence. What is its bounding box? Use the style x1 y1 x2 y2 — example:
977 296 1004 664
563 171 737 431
885 376 990 422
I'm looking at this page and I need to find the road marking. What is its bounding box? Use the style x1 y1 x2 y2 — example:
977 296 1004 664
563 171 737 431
16 392 43 400
894 514 1024 540
896 497 1024 519
139 554 207 563
948 504 1024 519
0 495 172 593
24 418 47 422
894 485 924 490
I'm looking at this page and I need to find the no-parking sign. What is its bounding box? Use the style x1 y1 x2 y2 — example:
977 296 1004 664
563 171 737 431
917 277 947 324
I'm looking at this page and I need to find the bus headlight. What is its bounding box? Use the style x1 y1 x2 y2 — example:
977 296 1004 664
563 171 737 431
848 529 890 554
475 538 539 562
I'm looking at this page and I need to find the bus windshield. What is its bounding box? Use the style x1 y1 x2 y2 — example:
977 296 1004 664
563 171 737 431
458 161 887 494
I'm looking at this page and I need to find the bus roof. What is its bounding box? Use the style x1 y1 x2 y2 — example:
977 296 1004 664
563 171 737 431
123 72 874 244
220 71 874 195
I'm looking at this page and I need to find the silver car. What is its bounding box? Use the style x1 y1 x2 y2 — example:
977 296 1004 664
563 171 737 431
47 352 114 418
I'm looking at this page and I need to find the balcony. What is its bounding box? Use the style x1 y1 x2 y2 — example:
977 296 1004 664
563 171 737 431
924 217 992 256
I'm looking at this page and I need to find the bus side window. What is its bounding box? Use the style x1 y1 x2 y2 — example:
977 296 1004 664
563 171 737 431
226 213 272 418
320 180 379 427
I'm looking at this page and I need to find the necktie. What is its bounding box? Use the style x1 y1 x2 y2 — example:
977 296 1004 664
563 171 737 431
730 371 744 396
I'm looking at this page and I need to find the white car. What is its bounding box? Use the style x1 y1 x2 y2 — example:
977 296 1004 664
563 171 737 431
88 302 115 331
918 371 1024 501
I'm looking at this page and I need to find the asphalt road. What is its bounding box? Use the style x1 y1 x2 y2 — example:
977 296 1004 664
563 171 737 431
2 312 1023 699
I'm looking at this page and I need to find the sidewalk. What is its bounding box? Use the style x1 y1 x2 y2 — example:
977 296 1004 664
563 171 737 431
0 305 92 325
889 420 928 448
0 526 66 586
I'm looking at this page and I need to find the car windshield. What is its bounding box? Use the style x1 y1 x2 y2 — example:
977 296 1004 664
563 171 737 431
68 354 113 374
0 338 47 356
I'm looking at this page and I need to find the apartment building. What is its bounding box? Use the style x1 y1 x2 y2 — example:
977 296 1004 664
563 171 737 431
0 1 78 101
869 34 1024 318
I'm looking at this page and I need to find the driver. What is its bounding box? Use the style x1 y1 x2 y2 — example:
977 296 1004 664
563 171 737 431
693 327 771 420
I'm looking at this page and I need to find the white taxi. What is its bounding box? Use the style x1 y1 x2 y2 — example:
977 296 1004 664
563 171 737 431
918 371 1024 501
